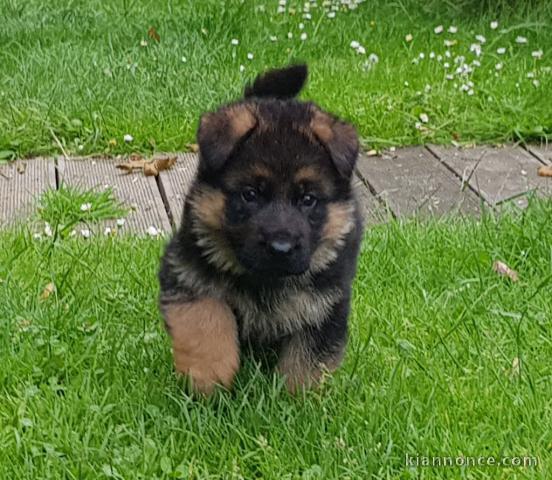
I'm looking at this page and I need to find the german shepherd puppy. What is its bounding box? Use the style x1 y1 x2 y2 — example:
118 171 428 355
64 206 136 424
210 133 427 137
159 64 363 394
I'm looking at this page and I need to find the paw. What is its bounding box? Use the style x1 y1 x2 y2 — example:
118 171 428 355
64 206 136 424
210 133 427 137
163 298 240 395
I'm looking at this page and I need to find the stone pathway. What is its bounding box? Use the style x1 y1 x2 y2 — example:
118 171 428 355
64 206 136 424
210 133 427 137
0 145 550 233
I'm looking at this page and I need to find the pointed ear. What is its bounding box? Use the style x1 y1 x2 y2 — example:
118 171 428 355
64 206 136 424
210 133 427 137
310 110 359 179
197 104 257 172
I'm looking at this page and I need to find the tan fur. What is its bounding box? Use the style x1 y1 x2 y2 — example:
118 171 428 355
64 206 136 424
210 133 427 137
310 200 356 273
277 333 344 393
164 298 240 395
309 109 335 145
224 163 271 190
201 104 256 148
189 186 245 274
294 166 334 196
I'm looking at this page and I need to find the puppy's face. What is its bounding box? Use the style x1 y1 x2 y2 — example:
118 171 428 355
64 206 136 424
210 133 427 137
192 101 358 277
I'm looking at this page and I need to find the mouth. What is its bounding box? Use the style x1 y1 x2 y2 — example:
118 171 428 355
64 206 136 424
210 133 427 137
237 253 309 277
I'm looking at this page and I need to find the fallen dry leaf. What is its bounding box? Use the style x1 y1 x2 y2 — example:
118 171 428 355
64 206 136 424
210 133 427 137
117 155 176 176
537 165 552 177
366 149 378 157
148 26 160 42
144 156 177 176
40 282 56 300
16 162 27 174
492 260 519 282
116 156 146 173
186 143 199 153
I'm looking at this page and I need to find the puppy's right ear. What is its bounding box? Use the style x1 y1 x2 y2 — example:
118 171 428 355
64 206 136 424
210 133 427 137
197 104 257 172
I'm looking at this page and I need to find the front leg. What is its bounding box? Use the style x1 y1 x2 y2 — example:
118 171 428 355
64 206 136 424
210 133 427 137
277 297 349 393
161 298 240 395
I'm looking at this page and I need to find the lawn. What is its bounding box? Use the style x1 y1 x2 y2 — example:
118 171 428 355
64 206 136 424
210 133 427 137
0 0 551 160
1 199 551 479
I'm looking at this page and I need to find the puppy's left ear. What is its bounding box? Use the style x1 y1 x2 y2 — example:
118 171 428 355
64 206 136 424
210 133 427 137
310 110 359 179
198 104 257 172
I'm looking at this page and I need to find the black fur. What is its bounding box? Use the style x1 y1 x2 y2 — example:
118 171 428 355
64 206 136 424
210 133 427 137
244 64 308 99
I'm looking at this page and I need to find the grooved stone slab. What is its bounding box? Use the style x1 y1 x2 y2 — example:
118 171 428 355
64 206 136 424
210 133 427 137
57 157 171 234
352 173 389 224
158 153 198 227
0 158 56 227
356 147 480 218
526 144 552 165
429 145 551 205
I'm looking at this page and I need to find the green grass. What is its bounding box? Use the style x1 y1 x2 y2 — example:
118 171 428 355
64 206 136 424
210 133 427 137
37 186 128 237
1 200 551 479
0 0 551 159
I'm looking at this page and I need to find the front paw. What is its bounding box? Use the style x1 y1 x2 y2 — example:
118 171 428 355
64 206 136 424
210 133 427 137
163 298 240 395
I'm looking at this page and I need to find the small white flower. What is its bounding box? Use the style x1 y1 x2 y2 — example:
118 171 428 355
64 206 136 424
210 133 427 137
140 39 147 47
515 36 528 44
446 74 454 80
437 55 443 61
414 121 422 130
368 53 379 63
123 134 133 143
405 33 413 42
445 50 451 58
300 32 307 41
533 79 540 88
231 39 239 46
404 81 409 86
443 62 450 68
104 227 112 236
299 23 305 30
33 233 42 240
78 145 84 151
303 12 312 19
448 26 458 34
444 39 456 47
239 64 245 72
350 40 360 49
80 229 91 239
44 223 53 237
475 34 486 44
247 52 254 60
527 71 535 78
278 0 286 5
460 84 470 92
327 11 336 18
490 21 498 30
412 58 419 65
472 60 481 67
467 89 474 96
495 62 503 70
287 32 293 39
116 218 125 227
356 45 366 54
434 25 444 34
419 113 429 123
470 43 482 56
424 84 431 92
80 203 92 212
147 226 160 237
277 6 286 13
70 230 77 237
419 52 425 59
532 50 543 59
269 35 278 42
497 47 506 54
181 56 187 63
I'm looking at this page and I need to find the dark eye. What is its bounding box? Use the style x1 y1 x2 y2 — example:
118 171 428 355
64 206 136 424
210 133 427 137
300 193 317 208
241 187 258 203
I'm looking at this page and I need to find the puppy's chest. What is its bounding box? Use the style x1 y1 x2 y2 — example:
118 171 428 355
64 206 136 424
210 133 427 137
227 284 340 343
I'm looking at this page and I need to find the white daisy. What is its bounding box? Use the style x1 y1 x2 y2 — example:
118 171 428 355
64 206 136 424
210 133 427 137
515 36 528 44
490 21 498 30
448 26 458 34
497 47 506 55
532 50 543 59
434 25 444 34
123 134 133 143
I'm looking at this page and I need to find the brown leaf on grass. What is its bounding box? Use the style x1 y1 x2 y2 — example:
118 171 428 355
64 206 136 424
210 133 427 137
537 165 552 177
40 282 56 300
186 143 200 153
492 260 519 282
144 156 177 176
148 26 160 42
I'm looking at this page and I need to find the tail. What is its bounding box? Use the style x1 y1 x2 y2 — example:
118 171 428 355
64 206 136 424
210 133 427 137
244 64 308 99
